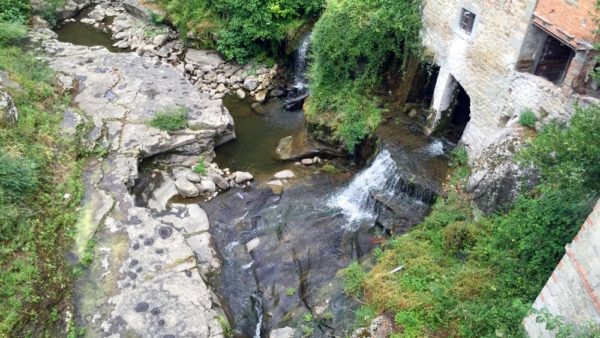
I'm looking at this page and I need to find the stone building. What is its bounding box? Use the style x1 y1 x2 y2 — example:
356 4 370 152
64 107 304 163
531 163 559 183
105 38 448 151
420 0 599 156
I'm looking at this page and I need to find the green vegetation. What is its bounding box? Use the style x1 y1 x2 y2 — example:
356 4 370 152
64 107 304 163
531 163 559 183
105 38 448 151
218 315 233 338
306 0 421 151
193 156 207 175
286 287 297 296
148 106 188 131
346 105 600 336
0 45 85 335
519 109 538 128
151 0 324 62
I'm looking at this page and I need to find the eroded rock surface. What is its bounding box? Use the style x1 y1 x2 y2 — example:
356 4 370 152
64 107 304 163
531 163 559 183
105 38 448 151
466 128 539 214
33 29 232 337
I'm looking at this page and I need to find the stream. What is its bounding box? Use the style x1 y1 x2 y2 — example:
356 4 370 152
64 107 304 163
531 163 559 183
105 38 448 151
55 16 451 337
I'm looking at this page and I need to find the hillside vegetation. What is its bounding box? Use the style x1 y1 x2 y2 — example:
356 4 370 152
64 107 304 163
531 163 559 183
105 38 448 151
0 3 85 336
150 0 324 62
344 106 600 336
306 0 422 151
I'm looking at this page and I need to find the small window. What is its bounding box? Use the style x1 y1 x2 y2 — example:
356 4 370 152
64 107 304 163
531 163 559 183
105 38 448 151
459 8 476 34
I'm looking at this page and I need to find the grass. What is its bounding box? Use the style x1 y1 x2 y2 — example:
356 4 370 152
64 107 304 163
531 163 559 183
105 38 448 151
346 105 600 336
519 109 538 128
148 106 188 131
0 46 85 336
286 287 297 296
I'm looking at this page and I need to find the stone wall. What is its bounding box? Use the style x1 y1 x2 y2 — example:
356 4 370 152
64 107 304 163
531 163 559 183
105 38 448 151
421 0 597 157
523 200 600 336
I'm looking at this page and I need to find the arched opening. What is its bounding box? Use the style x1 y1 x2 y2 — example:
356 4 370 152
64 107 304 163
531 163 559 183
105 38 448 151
429 73 471 143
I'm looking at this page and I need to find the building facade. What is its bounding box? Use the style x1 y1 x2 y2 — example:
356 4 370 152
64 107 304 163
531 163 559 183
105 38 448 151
421 0 599 155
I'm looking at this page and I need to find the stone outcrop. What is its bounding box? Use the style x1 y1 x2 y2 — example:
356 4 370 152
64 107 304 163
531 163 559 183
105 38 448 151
0 80 18 126
31 26 232 337
466 128 539 214
31 0 93 20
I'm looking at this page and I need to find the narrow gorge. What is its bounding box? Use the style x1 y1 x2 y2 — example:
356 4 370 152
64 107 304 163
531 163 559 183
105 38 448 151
0 0 598 337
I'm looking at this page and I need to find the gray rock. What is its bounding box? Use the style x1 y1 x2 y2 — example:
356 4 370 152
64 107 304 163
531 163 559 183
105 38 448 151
60 109 83 135
0 87 18 126
186 232 221 278
269 89 285 97
243 76 259 91
236 88 246 99
274 170 295 179
123 0 151 21
153 34 169 47
301 158 314 165
186 171 202 183
185 49 224 67
210 174 230 190
175 178 200 197
198 179 217 193
233 171 254 184
270 327 296 338
246 237 260 253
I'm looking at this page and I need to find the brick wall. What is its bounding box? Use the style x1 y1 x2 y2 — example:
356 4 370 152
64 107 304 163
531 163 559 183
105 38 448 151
534 0 597 49
523 200 600 336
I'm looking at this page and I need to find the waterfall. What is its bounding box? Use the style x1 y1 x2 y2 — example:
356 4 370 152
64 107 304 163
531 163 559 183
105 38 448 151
329 149 400 224
251 294 264 338
292 33 312 92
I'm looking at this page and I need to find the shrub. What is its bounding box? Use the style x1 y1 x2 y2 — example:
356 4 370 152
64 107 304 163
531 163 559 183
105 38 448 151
519 109 537 128
307 0 422 150
442 221 480 256
0 0 30 24
0 22 28 47
0 153 38 203
149 106 188 131
155 0 324 62
285 287 296 296
193 157 207 175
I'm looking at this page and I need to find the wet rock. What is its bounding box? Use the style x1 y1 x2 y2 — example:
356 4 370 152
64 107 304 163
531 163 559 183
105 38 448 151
275 130 343 161
233 171 254 184
269 89 285 97
274 170 295 179
243 76 259 91
270 327 296 338
246 237 260 253
254 89 268 103
80 18 96 25
267 180 284 195
236 88 246 99
175 178 200 198
301 158 314 165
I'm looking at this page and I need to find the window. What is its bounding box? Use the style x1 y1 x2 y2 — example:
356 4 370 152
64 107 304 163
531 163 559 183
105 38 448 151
459 8 476 34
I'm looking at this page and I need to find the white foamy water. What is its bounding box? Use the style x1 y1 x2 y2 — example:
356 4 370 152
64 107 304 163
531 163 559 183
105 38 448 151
329 149 399 224
425 139 445 156
292 33 312 90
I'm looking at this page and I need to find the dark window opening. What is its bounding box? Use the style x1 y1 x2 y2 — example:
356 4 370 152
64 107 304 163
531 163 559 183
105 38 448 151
459 9 476 34
448 84 471 142
533 35 574 84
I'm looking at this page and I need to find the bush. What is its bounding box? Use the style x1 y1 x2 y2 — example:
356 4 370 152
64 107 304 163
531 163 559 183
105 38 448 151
0 22 28 47
442 221 479 256
307 0 422 150
155 0 324 62
148 106 188 131
0 154 38 203
193 157 207 175
519 109 537 128
0 0 30 24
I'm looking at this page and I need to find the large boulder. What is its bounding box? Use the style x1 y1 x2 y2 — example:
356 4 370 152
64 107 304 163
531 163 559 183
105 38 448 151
275 129 344 161
185 49 224 67
0 85 18 126
466 128 539 214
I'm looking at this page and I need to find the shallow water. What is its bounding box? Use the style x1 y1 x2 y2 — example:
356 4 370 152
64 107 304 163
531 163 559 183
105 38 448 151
54 7 120 53
214 95 304 177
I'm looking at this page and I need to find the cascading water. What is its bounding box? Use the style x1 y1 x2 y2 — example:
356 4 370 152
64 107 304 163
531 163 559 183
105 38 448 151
329 149 400 224
251 293 264 338
292 33 312 92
